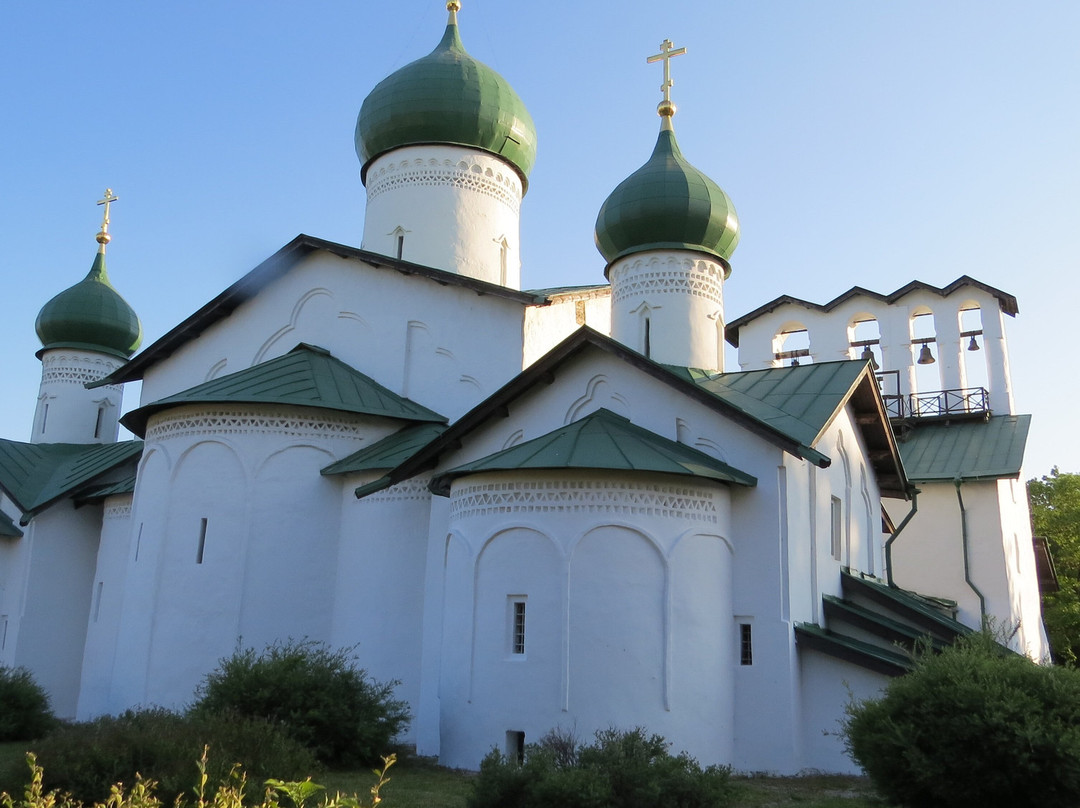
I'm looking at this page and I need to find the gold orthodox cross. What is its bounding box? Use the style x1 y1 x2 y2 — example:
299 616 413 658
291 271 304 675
647 39 687 106
96 188 118 247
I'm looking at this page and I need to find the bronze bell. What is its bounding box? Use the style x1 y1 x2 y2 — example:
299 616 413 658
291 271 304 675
917 343 936 365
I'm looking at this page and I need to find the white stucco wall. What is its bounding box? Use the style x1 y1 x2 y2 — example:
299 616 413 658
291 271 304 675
885 478 1049 660
330 474 435 746
10 502 102 718
138 251 529 424
104 404 395 713
362 145 524 288
32 350 125 444
437 470 735 770
77 493 135 718
522 289 611 368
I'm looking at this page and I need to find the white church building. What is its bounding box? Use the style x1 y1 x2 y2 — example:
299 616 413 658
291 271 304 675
0 3 1051 774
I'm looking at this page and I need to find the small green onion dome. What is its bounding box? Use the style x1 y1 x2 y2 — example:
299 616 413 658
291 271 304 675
594 125 739 271
35 250 142 359
355 13 537 189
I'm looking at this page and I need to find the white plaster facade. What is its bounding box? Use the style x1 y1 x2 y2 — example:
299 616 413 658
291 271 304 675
0 11 1050 781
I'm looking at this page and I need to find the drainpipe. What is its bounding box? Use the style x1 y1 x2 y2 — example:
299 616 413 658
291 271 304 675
954 478 987 622
885 486 918 588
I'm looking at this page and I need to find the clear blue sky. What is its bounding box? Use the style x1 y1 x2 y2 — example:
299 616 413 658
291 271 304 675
2 1 1078 479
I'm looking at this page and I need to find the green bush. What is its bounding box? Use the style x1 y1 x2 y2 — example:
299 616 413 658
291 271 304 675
0 666 55 742
190 639 409 768
0 708 318 804
844 631 1080 808
467 727 736 808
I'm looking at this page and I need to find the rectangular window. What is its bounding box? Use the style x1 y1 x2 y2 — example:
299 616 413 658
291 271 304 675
643 316 652 358
506 731 525 764
739 623 753 666
196 518 208 564
511 599 526 655
93 405 106 439
93 582 104 622
134 523 144 562
0 617 7 651
830 496 843 561
41 402 49 434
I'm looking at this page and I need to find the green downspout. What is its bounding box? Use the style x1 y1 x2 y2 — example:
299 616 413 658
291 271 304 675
954 478 987 622
885 486 918 588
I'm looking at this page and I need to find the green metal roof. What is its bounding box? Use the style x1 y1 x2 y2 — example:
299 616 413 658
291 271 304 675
897 414 1030 482
36 249 142 359
122 344 447 437
841 570 971 641
322 422 448 476
795 622 914 677
0 508 23 538
668 360 868 455
429 407 756 496
74 474 137 504
595 125 739 267
0 440 143 521
355 13 537 187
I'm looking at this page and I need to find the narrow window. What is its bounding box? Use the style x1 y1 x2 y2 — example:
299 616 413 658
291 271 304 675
0 617 8 651
134 523 144 562
644 316 652 358
511 599 526 655
739 623 753 665
396 234 404 260
830 496 843 561
196 518 208 564
499 239 509 286
93 582 104 622
41 402 49 434
506 731 525 764
93 405 106 439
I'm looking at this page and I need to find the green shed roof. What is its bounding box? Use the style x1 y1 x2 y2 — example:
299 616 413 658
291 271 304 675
74 475 137 504
122 344 446 437
355 10 537 187
898 414 1030 482
795 622 914 677
0 439 143 521
429 407 756 496
322 422 448 476
0 509 23 538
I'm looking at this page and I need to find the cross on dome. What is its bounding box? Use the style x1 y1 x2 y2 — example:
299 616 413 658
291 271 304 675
96 188 118 250
647 38 686 121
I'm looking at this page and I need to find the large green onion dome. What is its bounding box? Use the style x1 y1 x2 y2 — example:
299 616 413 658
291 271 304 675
594 123 739 272
35 249 142 359
354 5 537 188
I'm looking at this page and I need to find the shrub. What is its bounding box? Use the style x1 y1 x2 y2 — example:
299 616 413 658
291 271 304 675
467 727 736 808
0 666 55 742
190 639 409 768
0 708 318 804
0 750 394 808
844 631 1080 808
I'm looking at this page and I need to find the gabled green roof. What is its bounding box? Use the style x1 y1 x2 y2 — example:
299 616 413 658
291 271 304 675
354 328 907 500
322 423 448 476
841 570 971 641
0 509 23 538
897 414 1030 482
668 360 868 451
121 344 446 438
0 440 143 521
429 408 756 496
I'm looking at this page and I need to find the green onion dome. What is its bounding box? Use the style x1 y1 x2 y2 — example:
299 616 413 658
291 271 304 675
35 250 142 359
594 124 739 271
355 10 537 189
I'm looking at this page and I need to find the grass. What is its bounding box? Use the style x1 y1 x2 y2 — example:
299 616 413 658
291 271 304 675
1 741 886 807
